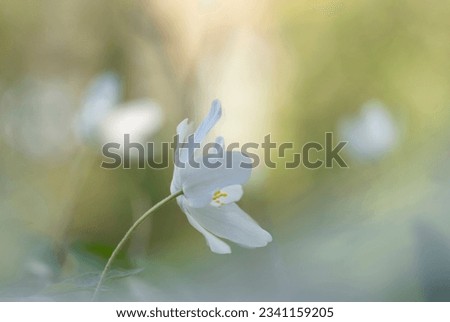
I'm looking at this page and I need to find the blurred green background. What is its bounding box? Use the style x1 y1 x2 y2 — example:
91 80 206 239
1 0 450 301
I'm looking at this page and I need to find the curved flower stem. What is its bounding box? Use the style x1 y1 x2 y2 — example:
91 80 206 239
91 190 183 301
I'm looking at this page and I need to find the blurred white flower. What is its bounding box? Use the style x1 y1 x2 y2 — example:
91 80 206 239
76 72 121 142
170 100 272 254
75 72 165 154
99 99 164 149
338 100 399 161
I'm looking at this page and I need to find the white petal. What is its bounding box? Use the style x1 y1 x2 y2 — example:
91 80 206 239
99 99 164 146
77 72 121 139
210 184 243 207
182 202 231 254
170 168 181 194
82 72 121 112
176 118 193 143
174 118 193 165
188 203 272 248
193 99 222 144
180 151 252 208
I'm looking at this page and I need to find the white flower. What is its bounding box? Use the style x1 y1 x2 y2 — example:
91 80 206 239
75 72 164 152
338 99 399 161
76 72 122 142
99 99 164 149
170 100 272 254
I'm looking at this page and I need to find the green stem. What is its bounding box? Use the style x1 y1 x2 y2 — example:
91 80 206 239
91 190 183 301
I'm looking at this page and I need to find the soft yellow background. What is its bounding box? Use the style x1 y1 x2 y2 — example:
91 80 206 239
0 0 449 300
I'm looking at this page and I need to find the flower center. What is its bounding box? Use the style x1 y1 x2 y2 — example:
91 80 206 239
212 190 228 206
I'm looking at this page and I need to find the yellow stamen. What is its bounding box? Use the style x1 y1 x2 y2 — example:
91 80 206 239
212 190 228 205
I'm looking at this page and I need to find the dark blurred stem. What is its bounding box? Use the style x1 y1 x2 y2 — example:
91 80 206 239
91 190 183 301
